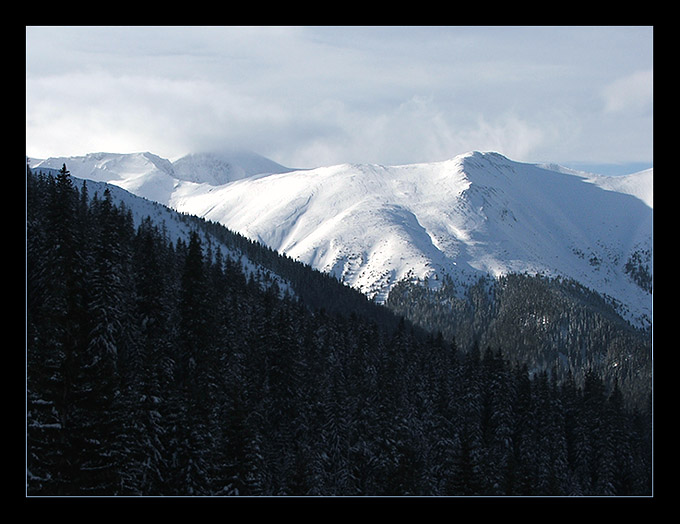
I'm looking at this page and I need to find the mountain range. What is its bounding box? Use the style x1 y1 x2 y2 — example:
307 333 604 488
30 149 653 329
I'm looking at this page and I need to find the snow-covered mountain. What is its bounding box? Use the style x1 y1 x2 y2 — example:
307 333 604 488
31 150 653 327
31 151 178 204
30 150 293 203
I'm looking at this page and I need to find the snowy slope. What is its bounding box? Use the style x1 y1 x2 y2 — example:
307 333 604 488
540 163 653 208
32 150 653 327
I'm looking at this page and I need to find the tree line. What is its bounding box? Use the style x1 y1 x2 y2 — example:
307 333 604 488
26 165 652 496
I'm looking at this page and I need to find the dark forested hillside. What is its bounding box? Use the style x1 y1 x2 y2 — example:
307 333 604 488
26 165 652 496
385 274 652 410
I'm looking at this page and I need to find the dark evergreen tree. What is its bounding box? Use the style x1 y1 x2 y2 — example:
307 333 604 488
76 188 134 493
168 230 214 495
572 369 607 495
479 348 515 494
602 380 636 495
27 169 64 494
448 344 484 495
27 164 92 494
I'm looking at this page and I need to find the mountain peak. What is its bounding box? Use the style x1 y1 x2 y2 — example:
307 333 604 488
172 149 292 185
457 150 519 169
459 150 508 160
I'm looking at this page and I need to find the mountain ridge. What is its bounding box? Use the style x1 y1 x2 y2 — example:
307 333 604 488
30 149 653 328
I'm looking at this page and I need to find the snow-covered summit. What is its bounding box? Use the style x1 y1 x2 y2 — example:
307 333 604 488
172 149 293 186
30 149 653 327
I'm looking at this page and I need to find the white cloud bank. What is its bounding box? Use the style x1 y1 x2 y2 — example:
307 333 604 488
602 69 653 114
26 26 653 170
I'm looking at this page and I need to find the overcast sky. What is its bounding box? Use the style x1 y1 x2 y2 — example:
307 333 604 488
26 26 653 173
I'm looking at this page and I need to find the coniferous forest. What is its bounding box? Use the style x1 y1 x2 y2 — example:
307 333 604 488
26 165 652 497
386 274 652 411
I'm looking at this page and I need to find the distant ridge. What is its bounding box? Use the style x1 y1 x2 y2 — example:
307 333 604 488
172 149 293 185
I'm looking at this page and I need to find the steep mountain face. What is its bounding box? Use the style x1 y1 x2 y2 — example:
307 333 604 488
31 150 653 327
